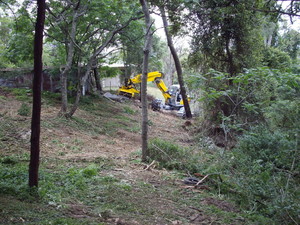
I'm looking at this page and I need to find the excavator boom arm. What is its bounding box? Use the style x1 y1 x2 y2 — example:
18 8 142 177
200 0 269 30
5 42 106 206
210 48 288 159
154 79 171 103
129 71 164 84
118 71 165 97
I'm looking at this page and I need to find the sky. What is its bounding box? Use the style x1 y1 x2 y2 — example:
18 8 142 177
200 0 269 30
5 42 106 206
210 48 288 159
279 0 300 30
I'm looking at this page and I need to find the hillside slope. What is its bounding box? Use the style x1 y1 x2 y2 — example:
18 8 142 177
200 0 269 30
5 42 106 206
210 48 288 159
0 88 257 225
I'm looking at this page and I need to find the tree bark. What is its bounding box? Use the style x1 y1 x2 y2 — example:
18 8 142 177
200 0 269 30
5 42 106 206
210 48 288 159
160 6 192 119
140 0 152 162
94 68 102 93
59 2 81 115
29 0 45 188
66 59 82 118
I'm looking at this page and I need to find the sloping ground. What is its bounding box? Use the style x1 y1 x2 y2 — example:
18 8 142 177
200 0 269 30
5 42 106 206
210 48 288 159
0 88 252 225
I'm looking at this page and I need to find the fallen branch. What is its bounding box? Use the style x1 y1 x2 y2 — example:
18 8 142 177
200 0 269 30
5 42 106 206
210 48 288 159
194 174 209 187
144 160 156 170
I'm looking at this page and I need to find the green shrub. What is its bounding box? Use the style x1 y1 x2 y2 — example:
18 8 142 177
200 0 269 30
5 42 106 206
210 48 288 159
123 106 136 115
229 126 299 223
11 88 31 101
17 103 31 116
262 47 292 71
148 138 200 173
81 164 98 178
42 91 61 104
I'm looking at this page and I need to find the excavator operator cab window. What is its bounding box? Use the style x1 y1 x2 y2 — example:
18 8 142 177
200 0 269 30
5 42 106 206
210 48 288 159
125 78 133 87
168 85 180 96
176 93 182 102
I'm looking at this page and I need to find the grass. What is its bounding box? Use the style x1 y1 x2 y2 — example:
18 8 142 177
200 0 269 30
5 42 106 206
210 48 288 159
0 116 30 154
11 88 32 102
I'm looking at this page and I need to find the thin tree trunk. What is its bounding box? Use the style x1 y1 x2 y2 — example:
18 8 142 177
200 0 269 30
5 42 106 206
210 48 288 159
94 67 102 93
59 3 81 115
66 59 82 118
140 0 152 162
160 6 192 119
29 0 45 188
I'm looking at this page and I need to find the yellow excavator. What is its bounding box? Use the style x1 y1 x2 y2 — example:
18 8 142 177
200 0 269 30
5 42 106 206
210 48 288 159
118 71 188 112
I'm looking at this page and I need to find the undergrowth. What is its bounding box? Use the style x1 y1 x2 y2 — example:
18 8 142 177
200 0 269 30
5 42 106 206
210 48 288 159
0 157 257 225
148 138 201 173
147 137 296 224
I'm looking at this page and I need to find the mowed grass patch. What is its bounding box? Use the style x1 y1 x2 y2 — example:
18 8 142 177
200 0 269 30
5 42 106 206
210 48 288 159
0 116 30 155
41 95 141 137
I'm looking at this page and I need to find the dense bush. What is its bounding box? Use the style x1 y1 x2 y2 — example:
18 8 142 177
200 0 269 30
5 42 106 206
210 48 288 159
148 138 201 173
230 127 299 223
188 67 299 223
188 67 299 141
262 47 292 70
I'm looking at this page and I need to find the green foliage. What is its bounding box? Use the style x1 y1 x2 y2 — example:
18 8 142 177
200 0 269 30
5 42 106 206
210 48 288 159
123 106 136 115
148 138 200 173
5 7 34 67
42 91 61 105
262 47 292 70
46 0 142 74
11 88 32 101
0 17 15 68
119 19 145 73
277 29 300 61
81 164 98 178
234 127 298 171
190 67 299 136
191 126 299 224
43 42 66 67
229 126 299 223
99 66 121 78
39 164 102 203
17 103 31 116
187 0 264 75
0 163 30 198
0 161 103 204
190 65 300 223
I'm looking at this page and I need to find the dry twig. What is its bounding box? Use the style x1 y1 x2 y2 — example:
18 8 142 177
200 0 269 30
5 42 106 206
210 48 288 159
194 174 209 187
144 160 156 170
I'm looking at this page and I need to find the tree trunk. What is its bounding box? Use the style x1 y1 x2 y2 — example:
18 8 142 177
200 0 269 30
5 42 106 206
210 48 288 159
94 67 102 93
140 0 152 162
66 60 82 118
29 0 45 188
59 4 81 115
160 6 192 119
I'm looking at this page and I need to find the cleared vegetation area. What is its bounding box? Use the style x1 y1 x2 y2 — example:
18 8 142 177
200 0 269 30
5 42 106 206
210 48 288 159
0 87 275 225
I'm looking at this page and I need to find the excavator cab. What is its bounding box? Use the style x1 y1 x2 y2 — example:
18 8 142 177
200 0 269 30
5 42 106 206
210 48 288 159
163 84 184 110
